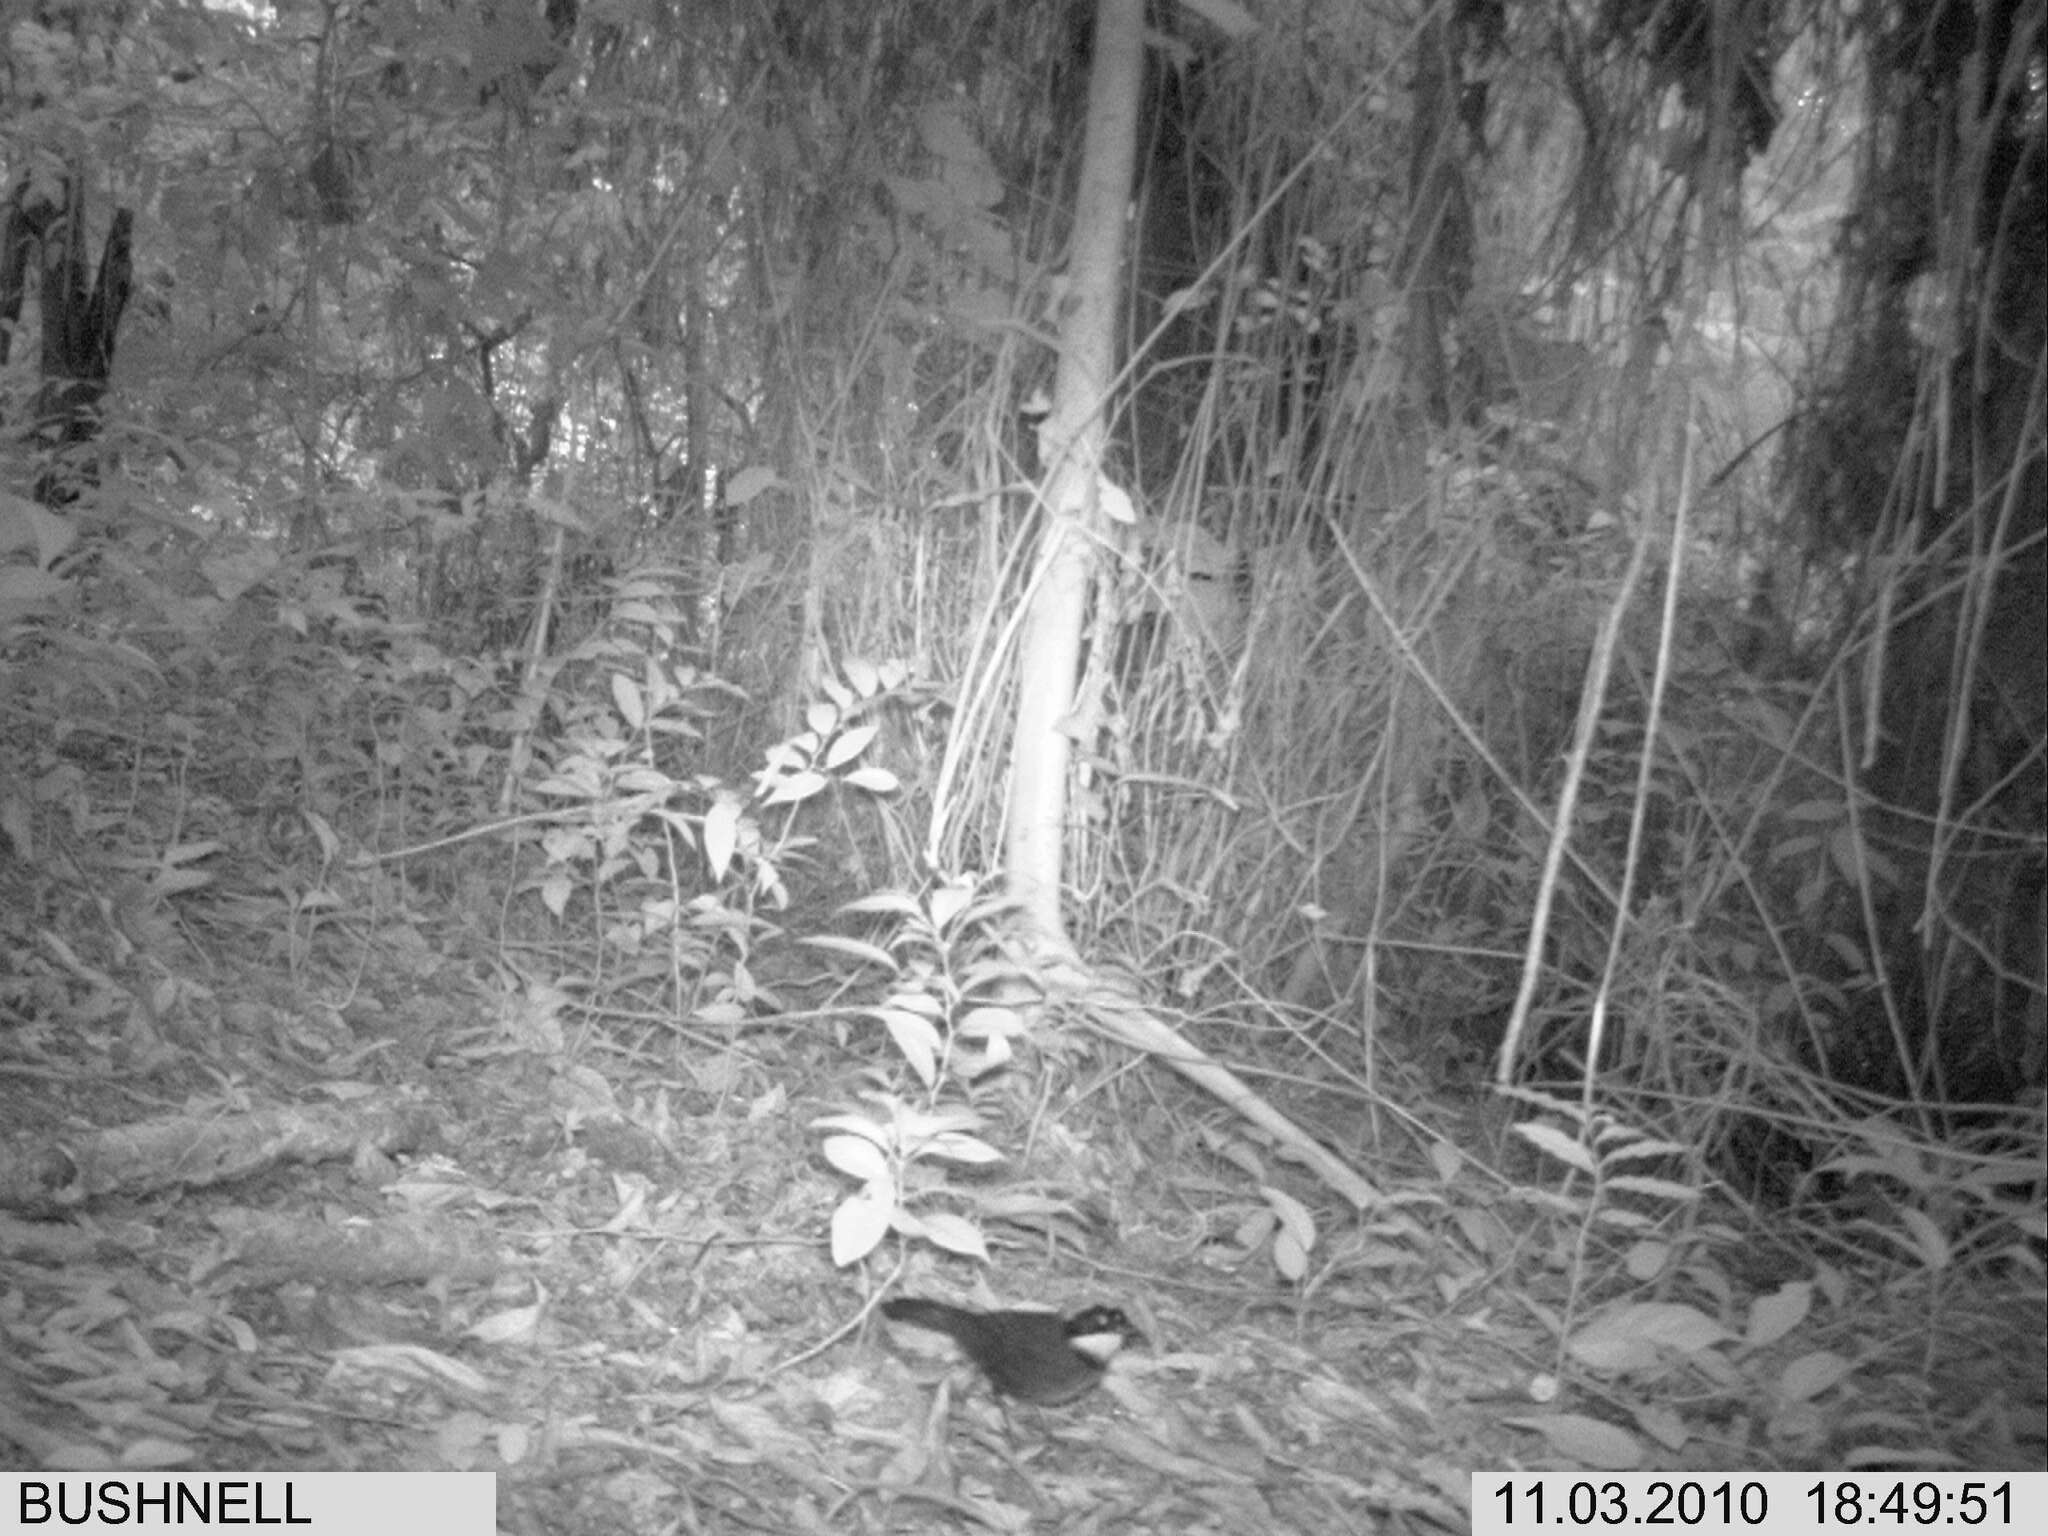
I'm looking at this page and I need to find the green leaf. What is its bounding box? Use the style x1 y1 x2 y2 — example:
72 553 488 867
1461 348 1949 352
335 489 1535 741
896 1102 984 1138
1601 1175 1700 1203
822 1134 889 1183
1745 1281 1813 1347
611 671 644 729
831 1185 893 1267
799 933 899 970
1623 1239 1671 1280
1886 1207 1951 1271
842 657 879 696
1511 1120 1595 1174
927 880 975 933
922 1131 1003 1165
1775 1349 1852 1403
920 1212 990 1261
845 766 901 794
811 1112 888 1144
702 796 740 880
839 890 924 918
1596 1136 1691 1165
540 872 570 917
824 723 878 769
1632 1401 1691 1451
1501 1413 1644 1470
1568 1302 1730 1373
1273 1223 1308 1282
760 769 827 806
1260 1185 1317 1255
880 1010 942 1087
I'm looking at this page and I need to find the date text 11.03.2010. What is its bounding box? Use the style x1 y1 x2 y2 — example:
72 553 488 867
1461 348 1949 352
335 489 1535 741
1473 1473 2037 1533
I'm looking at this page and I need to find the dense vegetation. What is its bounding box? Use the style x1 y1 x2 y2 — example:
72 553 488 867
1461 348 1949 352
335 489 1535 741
1 0 2039 1513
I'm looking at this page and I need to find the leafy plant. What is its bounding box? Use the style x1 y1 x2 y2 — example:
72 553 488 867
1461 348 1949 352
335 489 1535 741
1500 1089 1895 1466
1811 1111 2048 1278
814 1092 1007 1268
808 875 1039 1267
1193 1125 1323 1284
1507 1088 1706 1326
520 641 909 1028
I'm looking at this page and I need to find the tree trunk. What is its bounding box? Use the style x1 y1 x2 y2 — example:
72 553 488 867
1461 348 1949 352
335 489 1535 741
1003 0 1145 950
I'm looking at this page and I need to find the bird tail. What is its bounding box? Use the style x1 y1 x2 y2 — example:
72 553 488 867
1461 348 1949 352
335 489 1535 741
879 1296 972 1337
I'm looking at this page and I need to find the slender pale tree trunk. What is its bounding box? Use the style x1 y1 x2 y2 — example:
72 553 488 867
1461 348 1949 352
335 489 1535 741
1004 0 1144 949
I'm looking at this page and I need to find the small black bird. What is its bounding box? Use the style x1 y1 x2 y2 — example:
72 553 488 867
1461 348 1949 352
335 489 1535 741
880 1297 1142 1405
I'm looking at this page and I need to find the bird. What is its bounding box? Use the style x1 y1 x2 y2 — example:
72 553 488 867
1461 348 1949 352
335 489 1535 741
879 1296 1143 1406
